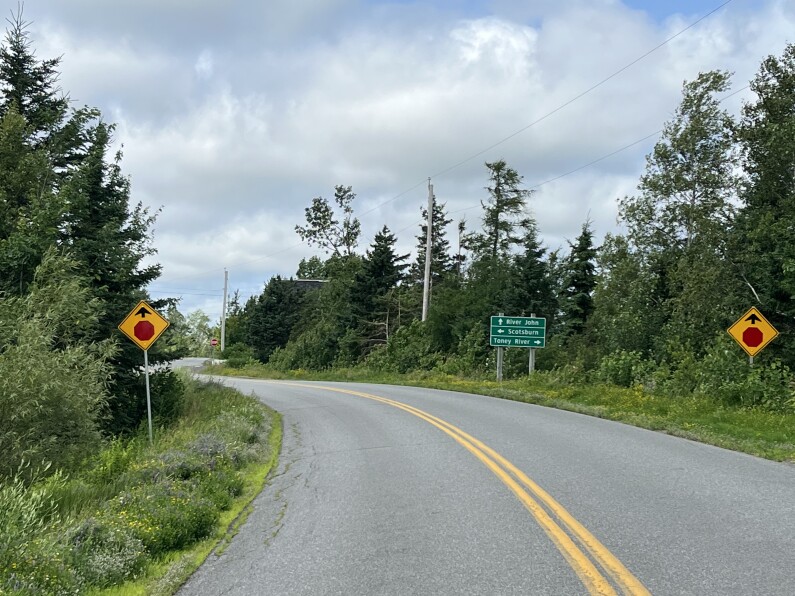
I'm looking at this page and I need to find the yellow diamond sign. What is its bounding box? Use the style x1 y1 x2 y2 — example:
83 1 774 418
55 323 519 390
118 300 170 351
727 307 778 358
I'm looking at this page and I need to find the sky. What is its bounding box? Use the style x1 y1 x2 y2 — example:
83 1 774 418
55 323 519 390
13 0 795 321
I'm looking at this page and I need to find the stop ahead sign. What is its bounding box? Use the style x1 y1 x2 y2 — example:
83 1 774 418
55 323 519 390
118 301 170 351
727 307 778 358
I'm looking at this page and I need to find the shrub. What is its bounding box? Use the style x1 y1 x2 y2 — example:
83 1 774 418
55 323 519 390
221 343 255 368
0 473 80 595
595 350 652 387
366 320 442 374
103 480 218 556
68 517 148 588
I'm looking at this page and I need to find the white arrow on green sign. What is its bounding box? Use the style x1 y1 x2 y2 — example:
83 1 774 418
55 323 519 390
490 315 547 348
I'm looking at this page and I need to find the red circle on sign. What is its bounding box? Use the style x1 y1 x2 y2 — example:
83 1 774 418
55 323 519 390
211 339 218 346
743 327 763 348
134 321 155 341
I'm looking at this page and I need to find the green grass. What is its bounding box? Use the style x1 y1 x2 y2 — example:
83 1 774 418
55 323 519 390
204 362 795 462
0 375 282 596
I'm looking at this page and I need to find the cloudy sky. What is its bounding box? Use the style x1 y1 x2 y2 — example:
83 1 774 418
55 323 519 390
16 0 795 319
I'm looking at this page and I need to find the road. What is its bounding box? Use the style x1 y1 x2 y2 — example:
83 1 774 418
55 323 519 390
179 376 795 595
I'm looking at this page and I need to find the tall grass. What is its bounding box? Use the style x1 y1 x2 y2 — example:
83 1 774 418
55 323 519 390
0 376 279 595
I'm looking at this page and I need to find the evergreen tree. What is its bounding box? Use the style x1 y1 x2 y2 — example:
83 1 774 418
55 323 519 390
409 198 454 285
465 160 532 261
508 218 556 320
351 226 409 347
560 221 597 337
245 276 305 362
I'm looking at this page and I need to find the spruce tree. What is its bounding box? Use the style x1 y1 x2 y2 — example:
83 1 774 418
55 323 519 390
560 221 597 337
409 198 454 286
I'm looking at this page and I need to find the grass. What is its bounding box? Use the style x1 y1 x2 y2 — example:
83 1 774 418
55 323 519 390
204 361 795 463
0 374 282 596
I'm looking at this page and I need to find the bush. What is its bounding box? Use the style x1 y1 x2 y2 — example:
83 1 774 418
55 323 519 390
68 517 148 588
221 343 255 368
436 323 489 377
0 473 80 595
366 320 443 374
103 480 218 556
595 350 653 387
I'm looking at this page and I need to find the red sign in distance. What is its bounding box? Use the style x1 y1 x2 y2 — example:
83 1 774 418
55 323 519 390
211 338 219 346
135 321 155 341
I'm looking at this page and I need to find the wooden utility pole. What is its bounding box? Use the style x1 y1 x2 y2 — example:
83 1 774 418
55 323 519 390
221 268 228 352
421 178 434 321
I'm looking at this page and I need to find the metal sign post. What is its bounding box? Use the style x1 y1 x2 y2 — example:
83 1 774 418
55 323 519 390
496 312 504 382
144 349 153 444
528 313 537 375
118 300 170 445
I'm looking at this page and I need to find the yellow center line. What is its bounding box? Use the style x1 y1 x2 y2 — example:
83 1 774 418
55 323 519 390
278 382 651 595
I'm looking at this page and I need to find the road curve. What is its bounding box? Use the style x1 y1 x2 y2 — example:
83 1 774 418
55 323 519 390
179 377 795 595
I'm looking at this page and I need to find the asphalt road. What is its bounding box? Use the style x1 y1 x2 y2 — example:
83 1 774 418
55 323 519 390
178 376 795 595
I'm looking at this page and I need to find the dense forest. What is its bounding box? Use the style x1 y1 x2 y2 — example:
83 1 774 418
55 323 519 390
225 49 795 413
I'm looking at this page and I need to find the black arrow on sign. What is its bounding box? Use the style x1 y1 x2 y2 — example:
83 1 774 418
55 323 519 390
136 307 151 318
745 313 761 324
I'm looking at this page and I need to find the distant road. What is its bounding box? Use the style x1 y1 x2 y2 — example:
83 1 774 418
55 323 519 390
178 374 795 595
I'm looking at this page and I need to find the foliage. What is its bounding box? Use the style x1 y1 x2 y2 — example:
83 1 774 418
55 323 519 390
221 342 256 368
0 251 113 482
366 320 442 374
734 44 795 364
294 184 360 257
0 377 279 593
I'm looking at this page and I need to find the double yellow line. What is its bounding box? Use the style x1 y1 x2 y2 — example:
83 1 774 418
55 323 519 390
285 383 651 596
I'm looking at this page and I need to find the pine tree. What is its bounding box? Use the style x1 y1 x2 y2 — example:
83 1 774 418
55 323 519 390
465 160 532 261
409 198 454 285
351 226 409 347
508 218 555 320
560 221 597 337
245 276 306 362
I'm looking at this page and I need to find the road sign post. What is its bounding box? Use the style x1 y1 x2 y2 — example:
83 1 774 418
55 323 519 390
118 301 170 444
490 315 547 379
727 307 778 364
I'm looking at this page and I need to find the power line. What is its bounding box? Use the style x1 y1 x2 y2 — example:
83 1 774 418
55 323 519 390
153 0 736 287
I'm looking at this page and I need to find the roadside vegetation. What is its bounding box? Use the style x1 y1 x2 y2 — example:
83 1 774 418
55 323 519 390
0 376 280 595
211 44 795 463
205 359 795 462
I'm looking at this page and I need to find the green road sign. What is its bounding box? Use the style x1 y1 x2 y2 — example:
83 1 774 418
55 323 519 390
490 315 547 348
490 315 546 329
490 335 546 348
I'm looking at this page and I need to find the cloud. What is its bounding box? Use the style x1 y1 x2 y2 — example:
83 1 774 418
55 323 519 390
16 0 795 315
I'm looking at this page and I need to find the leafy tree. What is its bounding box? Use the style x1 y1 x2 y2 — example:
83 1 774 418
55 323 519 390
0 251 113 481
619 71 739 252
589 234 662 357
296 256 326 279
0 105 59 295
617 71 743 356
295 185 360 257
734 43 795 364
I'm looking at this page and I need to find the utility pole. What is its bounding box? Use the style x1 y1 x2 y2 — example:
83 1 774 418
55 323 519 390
422 178 434 322
221 268 228 352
